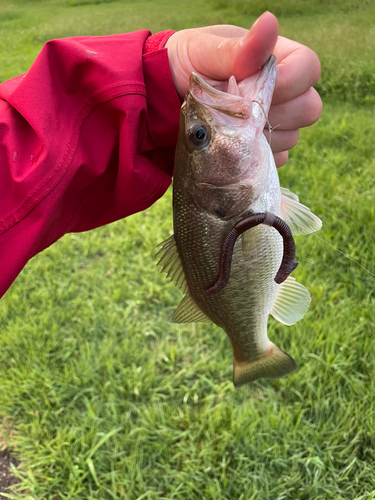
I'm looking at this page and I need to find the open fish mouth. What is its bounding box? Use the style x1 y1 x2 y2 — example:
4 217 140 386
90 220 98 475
205 212 298 294
189 55 277 121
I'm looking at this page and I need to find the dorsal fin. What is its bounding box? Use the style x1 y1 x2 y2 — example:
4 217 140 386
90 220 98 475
156 234 188 293
280 187 322 236
172 293 211 323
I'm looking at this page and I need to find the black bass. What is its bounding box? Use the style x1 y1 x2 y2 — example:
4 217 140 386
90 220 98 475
158 56 322 387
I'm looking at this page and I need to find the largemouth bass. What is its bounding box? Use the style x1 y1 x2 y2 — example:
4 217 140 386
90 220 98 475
158 56 322 387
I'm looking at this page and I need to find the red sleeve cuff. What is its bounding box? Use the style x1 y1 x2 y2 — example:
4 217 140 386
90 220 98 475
144 30 175 54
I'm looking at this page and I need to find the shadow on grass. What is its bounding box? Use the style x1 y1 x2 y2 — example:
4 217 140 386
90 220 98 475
0 450 20 499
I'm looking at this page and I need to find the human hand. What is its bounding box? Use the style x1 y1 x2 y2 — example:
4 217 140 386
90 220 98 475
165 12 322 167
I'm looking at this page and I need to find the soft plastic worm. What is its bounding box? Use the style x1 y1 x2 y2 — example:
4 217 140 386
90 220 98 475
205 212 298 294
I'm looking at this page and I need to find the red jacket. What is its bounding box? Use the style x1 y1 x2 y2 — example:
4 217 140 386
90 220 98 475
0 30 180 298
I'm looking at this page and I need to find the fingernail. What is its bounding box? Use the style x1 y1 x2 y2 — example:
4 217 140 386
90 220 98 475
251 11 269 29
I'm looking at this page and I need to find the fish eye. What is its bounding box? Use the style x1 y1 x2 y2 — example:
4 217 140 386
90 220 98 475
188 123 210 149
195 127 206 141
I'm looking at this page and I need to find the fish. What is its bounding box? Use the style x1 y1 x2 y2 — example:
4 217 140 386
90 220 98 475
157 56 322 387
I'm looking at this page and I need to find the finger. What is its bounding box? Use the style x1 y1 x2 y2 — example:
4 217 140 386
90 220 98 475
263 129 299 154
273 37 321 105
189 12 279 81
274 151 289 168
268 88 322 130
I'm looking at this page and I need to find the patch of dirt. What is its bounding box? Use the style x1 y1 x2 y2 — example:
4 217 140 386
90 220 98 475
0 450 20 499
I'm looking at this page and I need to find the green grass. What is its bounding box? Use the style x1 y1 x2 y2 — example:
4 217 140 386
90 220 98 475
0 0 375 499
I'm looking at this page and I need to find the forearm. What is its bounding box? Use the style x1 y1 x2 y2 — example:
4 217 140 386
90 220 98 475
0 30 180 298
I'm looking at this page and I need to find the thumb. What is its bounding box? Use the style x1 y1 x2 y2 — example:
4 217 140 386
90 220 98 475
190 12 279 81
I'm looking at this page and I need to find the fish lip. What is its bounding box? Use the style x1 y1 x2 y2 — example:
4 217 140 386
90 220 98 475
189 72 239 100
262 55 276 73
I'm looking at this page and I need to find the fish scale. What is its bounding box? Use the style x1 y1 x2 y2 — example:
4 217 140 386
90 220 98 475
158 56 322 386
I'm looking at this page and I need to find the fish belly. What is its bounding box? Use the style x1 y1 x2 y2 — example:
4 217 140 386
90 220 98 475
213 224 283 360
175 201 282 356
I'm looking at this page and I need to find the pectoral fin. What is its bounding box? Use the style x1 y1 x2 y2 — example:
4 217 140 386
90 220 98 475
233 342 297 387
280 187 322 236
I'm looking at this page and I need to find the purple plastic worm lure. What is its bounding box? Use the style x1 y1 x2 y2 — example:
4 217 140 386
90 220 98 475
205 212 298 295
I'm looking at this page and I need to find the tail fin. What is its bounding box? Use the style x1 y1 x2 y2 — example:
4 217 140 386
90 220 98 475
233 342 297 387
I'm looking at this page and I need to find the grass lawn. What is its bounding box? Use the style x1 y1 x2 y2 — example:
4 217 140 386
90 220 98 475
0 0 374 498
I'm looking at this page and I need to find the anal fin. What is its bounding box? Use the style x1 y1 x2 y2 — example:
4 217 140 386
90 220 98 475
233 342 297 387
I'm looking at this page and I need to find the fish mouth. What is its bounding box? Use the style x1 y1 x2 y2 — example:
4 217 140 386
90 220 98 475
189 73 251 119
189 55 277 121
205 212 298 294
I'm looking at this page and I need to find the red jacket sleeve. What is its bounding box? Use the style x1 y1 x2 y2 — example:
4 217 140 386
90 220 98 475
0 30 181 298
